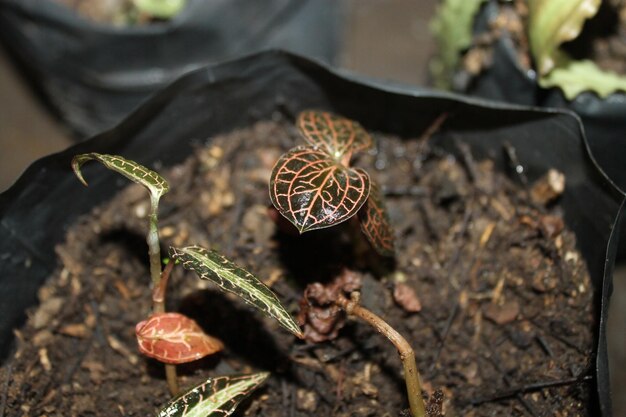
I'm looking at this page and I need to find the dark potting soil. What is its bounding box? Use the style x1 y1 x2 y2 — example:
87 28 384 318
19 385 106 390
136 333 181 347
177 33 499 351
0 116 595 416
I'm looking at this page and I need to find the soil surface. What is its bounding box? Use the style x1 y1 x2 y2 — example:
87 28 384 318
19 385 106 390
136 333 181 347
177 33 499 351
0 116 595 416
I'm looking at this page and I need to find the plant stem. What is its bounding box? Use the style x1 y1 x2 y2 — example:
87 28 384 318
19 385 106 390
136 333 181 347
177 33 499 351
153 261 174 314
147 196 179 396
165 365 179 396
335 293 426 417
148 195 163 288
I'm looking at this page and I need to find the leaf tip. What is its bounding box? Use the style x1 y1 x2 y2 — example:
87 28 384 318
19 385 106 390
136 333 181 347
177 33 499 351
71 155 90 187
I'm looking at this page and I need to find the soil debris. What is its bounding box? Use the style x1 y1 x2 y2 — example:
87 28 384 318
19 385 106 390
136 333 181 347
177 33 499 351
1 118 595 417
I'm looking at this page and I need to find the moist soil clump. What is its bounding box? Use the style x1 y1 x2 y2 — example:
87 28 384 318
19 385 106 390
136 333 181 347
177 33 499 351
0 116 595 416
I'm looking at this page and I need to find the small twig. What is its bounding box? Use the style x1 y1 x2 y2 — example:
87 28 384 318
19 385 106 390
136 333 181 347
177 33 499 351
281 379 290 417
468 375 593 405
479 353 538 416
335 359 346 402
502 141 528 186
516 390 540 417
0 362 13 417
445 206 473 276
428 302 460 373
62 333 95 385
418 113 449 145
89 299 106 345
418 200 440 242
530 318 586 354
454 138 479 183
535 335 554 358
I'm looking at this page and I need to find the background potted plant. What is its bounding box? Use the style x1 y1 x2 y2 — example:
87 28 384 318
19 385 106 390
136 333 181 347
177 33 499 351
0 51 622 416
431 0 626 193
0 0 339 138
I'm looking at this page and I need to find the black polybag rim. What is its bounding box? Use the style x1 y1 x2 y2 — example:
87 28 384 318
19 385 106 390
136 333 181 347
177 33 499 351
0 50 623 416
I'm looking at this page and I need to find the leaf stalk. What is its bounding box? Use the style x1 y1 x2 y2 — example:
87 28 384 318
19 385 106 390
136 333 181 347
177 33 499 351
335 293 426 417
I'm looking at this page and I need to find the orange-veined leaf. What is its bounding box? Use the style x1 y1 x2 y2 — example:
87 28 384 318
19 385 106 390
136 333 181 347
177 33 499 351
72 153 169 202
136 312 223 364
359 181 395 256
158 372 269 417
297 110 373 162
170 246 304 338
269 146 371 233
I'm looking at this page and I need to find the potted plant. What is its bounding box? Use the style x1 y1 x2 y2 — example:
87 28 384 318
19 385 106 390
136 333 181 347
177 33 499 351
0 0 339 138
0 51 622 416
431 0 626 193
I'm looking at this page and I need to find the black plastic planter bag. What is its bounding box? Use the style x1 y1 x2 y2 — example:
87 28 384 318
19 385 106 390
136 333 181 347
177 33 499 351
464 1 626 195
0 51 623 415
0 0 339 138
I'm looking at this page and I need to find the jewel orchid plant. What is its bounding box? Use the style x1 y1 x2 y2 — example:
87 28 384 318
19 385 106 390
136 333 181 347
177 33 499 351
72 153 303 417
269 111 427 417
269 110 395 256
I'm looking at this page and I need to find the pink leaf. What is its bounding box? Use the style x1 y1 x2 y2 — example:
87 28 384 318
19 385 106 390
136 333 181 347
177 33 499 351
135 312 223 364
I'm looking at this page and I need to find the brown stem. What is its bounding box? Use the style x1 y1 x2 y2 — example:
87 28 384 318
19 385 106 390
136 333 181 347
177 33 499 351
165 364 179 395
151 260 178 395
153 261 174 314
335 293 426 417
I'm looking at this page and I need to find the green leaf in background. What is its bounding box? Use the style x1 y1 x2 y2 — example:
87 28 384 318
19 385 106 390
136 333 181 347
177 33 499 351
71 153 169 201
158 373 269 417
170 246 304 338
133 0 186 19
527 0 601 76
540 54 626 99
430 0 488 89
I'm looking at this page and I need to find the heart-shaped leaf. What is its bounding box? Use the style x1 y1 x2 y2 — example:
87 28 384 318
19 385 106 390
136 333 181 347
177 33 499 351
297 110 373 162
158 372 269 417
269 146 371 232
170 246 303 338
72 153 169 201
359 181 395 257
136 312 223 364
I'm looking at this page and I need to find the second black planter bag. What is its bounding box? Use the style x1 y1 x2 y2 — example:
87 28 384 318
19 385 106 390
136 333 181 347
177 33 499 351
0 0 339 138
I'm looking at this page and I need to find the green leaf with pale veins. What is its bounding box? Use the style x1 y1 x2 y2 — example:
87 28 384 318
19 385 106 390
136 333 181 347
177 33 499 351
71 153 169 200
170 246 303 338
297 110 373 163
158 373 269 417
269 146 371 233
528 0 601 76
